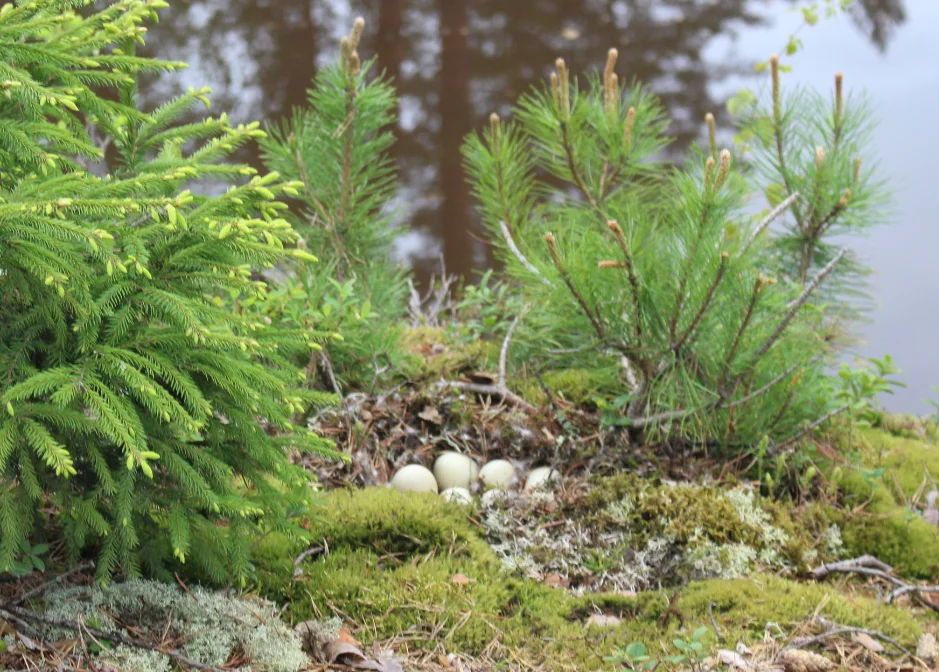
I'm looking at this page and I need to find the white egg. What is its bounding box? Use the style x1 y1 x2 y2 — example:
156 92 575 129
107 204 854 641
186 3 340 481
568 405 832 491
524 466 560 492
441 487 473 505
390 464 438 494
478 459 517 489
433 452 479 491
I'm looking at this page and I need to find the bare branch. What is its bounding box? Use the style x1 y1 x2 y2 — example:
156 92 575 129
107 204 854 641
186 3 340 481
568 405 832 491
770 403 850 456
751 248 846 363
500 220 550 285
499 305 530 388
743 192 803 252
433 380 535 413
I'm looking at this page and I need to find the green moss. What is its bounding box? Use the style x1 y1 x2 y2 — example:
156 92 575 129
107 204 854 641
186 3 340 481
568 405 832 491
518 368 620 406
399 326 490 381
253 487 928 671
828 426 939 579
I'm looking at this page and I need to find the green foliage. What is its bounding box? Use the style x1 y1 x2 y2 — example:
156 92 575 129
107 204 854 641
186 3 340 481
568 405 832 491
0 0 336 583
738 56 889 319
463 52 844 446
259 19 409 391
607 627 711 671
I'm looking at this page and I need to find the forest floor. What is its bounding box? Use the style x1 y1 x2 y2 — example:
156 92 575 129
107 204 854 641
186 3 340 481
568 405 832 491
3 334 939 671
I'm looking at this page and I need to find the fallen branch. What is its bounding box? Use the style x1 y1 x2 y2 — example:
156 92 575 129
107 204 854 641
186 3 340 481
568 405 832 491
0 602 225 672
810 555 939 615
778 618 912 659
434 380 535 413
12 561 94 607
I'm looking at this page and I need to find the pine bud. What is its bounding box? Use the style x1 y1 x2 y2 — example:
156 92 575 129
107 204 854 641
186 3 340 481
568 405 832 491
624 106 636 152
705 113 717 158
770 54 781 118
340 37 351 65
704 156 716 188
607 220 629 254
490 112 501 154
606 73 619 115
555 58 570 120
834 72 844 128
349 17 365 51
839 188 851 208
603 48 618 113
815 146 825 170
550 72 560 110
713 150 731 190
349 51 361 77
545 232 563 270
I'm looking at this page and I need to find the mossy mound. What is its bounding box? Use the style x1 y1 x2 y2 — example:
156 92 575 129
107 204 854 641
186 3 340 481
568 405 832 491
400 326 491 382
831 426 939 579
253 487 927 671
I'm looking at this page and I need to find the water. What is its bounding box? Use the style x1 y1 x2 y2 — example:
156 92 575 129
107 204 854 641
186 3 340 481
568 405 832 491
139 0 937 413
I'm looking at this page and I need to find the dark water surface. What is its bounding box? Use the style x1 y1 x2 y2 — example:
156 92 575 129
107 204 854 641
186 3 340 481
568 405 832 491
141 0 938 413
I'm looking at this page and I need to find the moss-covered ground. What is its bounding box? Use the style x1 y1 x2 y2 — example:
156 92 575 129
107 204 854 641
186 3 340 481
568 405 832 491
253 462 936 671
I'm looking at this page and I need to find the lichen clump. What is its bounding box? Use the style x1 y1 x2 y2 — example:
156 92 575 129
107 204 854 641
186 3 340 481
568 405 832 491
480 475 835 591
39 580 308 672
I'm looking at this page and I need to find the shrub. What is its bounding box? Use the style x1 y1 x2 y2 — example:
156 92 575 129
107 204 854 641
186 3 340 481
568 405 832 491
463 50 885 447
258 18 409 393
0 0 336 583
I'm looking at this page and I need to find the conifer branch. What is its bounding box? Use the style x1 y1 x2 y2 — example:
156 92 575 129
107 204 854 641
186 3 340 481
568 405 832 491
673 252 728 352
545 233 605 340
752 248 846 362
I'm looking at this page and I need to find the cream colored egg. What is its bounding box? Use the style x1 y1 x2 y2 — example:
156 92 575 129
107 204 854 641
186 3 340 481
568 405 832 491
524 466 560 491
441 487 473 505
478 459 517 489
433 452 479 491
390 464 438 494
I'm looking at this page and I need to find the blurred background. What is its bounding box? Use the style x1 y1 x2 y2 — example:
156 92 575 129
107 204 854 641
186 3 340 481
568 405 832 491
139 0 938 413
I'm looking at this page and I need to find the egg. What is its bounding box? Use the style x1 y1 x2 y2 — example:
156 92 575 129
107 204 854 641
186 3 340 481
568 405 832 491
524 466 560 492
441 487 473 505
390 464 438 494
478 459 517 489
433 452 479 491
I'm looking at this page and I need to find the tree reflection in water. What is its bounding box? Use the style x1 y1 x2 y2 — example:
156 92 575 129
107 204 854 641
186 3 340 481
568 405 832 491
138 0 904 281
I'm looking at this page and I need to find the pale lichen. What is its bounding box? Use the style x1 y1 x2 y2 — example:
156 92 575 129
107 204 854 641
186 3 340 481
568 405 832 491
39 580 308 672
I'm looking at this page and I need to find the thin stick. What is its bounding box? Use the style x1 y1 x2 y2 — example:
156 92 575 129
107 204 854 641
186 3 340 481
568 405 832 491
12 561 94 606
708 602 724 644
778 624 912 659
